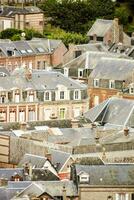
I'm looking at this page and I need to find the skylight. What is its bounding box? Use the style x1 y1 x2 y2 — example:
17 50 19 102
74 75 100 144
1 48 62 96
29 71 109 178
27 49 33 53
20 50 26 54
36 47 45 53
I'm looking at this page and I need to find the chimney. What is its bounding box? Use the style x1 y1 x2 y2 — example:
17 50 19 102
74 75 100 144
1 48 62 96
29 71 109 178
93 34 97 42
71 119 79 128
113 18 119 44
29 163 32 179
45 152 52 162
25 68 32 81
20 122 27 131
119 25 124 43
62 185 67 200
124 127 129 136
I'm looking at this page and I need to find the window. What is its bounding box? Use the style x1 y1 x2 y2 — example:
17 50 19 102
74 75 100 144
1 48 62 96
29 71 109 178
19 110 25 122
0 96 5 103
45 92 50 100
74 90 79 100
36 47 45 53
9 111 15 122
132 194 134 200
39 21 43 25
78 69 83 78
15 93 20 103
109 80 115 89
130 87 134 94
28 94 34 102
75 50 82 58
20 50 26 54
28 110 35 121
25 21 30 26
37 61 41 69
93 79 99 87
7 50 14 56
60 91 64 100
94 96 99 106
27 49 33 53
43 61 46 69
60 108 66 119
115 193 129 200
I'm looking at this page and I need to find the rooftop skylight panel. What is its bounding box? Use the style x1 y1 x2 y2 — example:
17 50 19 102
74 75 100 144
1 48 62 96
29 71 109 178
20 49 27 54
27 49 33 53
36 47 45 53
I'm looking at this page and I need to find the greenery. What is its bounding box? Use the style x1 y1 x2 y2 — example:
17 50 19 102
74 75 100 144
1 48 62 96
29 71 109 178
39 0 115 34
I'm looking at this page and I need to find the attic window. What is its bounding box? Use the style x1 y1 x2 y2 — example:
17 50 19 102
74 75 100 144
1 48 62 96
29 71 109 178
27 49 33 53
109 80 115 89
93 79 99 87
20 50 26 54
36 47 45 53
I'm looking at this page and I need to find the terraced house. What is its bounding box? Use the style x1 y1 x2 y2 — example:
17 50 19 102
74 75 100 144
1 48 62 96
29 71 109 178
0 38 67 71
88 57 134 107
0 69 88 122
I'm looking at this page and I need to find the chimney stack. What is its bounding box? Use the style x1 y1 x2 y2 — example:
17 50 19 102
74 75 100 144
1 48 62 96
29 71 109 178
124 127 129 136
93 34 97 42
113 18 120 44
20 122 27 131
62 185 67 200
71 119 79 128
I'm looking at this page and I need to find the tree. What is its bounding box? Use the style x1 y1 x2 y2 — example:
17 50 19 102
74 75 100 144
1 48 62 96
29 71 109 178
39 0 115 34
0 28 22 39
115 7 129 25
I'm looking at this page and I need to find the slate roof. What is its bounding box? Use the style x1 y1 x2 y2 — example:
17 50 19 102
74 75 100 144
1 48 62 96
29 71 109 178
0 6 42 17
47 127 95 147
0 70 87 91
89 57 134 80
0 188 23 200
0 67 10 76
82 97 134 127
49 149 71 171
63 51 124 70
75 42 108 52
17 181 78 197
87 19 113 37
0 38 64 57
75 164 134 185
18 154 47 168
0 168 24 180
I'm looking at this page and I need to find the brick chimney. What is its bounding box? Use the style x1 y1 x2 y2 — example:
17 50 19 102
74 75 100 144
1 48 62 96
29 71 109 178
124 127 129 136
20 122 27 131
71 119 79 128
93 34 97 42
113 18 120 44
62 185 67 200
25 68 32 81
45 152 52 162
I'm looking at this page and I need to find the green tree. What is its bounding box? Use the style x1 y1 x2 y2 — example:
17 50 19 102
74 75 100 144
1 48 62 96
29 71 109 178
0 28 22 39
11 34 21 41
39 0 115 34
115 7 129 25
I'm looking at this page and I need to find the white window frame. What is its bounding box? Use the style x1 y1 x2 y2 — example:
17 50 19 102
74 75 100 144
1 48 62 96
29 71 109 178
78 68 83 78
129 87 134 94
45 91 50 101
109 80 115 89
74 90 80 100
93 79 99 88
60 91 65 100
59 108 66 119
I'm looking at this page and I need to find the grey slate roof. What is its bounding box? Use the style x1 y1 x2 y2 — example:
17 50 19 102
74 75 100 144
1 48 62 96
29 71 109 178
0 67 10 76
87 19 113 37
0 168 23 180
18 154 47 168
75 164 134 185
83 97 134 127
49 149 71 171
75 42 108 52
0 6 42 17
89 57 134 80
0 38 64 57
0 70 87 91
17 181 78 197
63 51 125 70
47 127 95 147
0 188 23 200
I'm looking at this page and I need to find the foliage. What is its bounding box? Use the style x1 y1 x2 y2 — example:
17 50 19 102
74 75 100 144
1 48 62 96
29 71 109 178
39 0 115 34
24 29 44 40
115 7 129 25
44 25 88 46
0 28 22 39
11 34 21 41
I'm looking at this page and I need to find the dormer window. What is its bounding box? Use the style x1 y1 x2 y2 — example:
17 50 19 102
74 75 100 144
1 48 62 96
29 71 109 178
93 79 99 87
45 91 50 101
129 85 134 94
7 50 13 56
109 80 115 89
15 91 20 103
60 91 64 100
74 90 79 100
28 91 34 102
78 69 83 78
79 171 90 184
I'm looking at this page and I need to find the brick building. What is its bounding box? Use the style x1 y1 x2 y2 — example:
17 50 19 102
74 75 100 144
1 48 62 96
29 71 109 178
0 38 67 71
0 6 44 33
88 57 134 108
0 69 88 122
